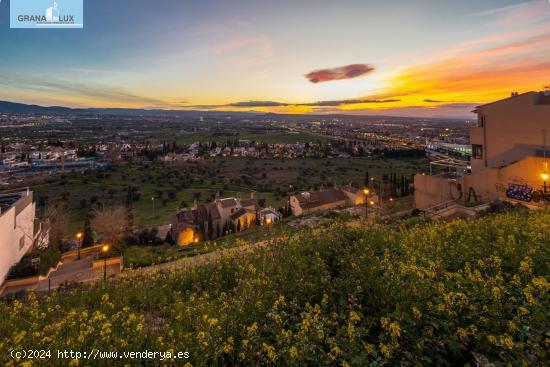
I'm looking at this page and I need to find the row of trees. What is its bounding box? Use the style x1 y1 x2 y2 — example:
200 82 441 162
365 171 415 198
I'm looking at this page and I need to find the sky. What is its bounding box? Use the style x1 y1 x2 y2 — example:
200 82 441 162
0 0 549 118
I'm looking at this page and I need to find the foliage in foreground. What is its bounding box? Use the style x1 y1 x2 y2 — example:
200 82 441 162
1 211 549 366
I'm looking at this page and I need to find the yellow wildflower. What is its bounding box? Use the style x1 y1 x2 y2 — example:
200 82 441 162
379 342 391 358
289 346 298 359
262 343 277 362
389 321 401 338
500 335 514 350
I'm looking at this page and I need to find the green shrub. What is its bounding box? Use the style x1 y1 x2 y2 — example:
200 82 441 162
1 211 548 366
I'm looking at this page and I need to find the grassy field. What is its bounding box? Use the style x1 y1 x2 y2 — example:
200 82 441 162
28 156 427 232
1 211 548 366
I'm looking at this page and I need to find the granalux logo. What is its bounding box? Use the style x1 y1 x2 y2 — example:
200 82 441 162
10 0 83 29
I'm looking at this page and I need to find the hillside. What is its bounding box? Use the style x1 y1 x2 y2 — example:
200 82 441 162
1 212 549 366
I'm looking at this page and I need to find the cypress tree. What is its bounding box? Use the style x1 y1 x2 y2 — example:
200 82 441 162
82 214 94 248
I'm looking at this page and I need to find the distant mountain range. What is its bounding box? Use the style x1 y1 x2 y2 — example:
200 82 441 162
0 100 260 118
0 100 468 122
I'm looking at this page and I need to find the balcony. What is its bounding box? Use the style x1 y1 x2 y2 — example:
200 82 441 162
469 127 483 145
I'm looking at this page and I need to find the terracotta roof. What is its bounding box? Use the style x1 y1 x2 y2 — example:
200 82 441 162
174 203 221 228
295 188 348 209
240 198 260 210
174 208 198 226
341 185 361 195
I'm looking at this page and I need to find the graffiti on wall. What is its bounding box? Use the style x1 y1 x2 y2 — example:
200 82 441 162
505 183 533 202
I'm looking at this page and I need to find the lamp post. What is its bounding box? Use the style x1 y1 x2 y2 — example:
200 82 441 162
363 188 370 218
76 232 83 260
101 244 110 281
151 196 156 218
542 171 549 209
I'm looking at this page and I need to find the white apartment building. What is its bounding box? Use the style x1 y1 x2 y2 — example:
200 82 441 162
0 190 39 284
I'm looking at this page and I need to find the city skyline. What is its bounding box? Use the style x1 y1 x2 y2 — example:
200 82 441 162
0 0 549 117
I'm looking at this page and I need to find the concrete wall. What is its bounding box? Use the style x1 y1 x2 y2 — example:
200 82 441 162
463 156 549 203
0 194 36 285
415 156 550 209
413 174 460 209
92 256 124 272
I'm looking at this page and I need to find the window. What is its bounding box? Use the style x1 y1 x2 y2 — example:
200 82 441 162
478 115 485 128
19 236 25 250
472 144 483 159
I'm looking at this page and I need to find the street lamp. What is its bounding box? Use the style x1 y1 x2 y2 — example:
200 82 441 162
101 244 110 281
151 196 156 218
363 188 370 218
542 171 549 209
76 232 83 260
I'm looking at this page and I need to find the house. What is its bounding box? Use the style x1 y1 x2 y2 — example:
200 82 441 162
259 207 282 224
415 91 550 211
290 185 365 216
0 190 43 285
230 207 257 230
171 193 260 246
340 184 367 205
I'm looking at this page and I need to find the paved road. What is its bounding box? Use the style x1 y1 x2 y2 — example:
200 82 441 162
2 255 121 295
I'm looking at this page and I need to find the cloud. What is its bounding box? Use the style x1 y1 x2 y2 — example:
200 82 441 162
228 101 289 107
332 103 480 119
473 1 550 27
192 98 400 109
381 29 550 109
298 99 399 107
305 64 375 83
0 73 177 108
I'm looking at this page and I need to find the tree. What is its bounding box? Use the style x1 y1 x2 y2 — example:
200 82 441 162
165 230 176 245
207 213 213 240
125 186 134 235
91 206 128 249
82 213 94 248
43 204 70 251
